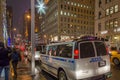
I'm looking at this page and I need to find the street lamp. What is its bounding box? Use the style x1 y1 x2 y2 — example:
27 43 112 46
27 15 31 19
13 28 16 31
13 28 16 45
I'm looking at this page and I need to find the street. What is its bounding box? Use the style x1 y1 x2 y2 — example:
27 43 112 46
108 65 120 80
35 62 120 80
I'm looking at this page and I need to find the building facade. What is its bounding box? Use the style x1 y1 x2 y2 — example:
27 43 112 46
0 0 8 45
23 9 41 43
41 0 95 42
95 0 120 47
6 6 13 46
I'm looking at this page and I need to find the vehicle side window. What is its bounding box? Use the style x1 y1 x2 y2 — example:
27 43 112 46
47 46 57 56
48 46 53 56
80 42 95 58
57 44 72 58
51 46 57 56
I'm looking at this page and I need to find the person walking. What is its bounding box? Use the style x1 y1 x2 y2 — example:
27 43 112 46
11 47 21 78
0 42 11 80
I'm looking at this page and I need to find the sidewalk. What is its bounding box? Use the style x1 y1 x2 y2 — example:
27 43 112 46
16 60 46 80
17 61 32 80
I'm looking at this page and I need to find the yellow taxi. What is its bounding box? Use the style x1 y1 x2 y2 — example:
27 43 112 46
110 47 120 65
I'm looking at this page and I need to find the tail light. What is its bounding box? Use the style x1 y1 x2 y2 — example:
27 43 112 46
74 49 79 59
106 47 109 55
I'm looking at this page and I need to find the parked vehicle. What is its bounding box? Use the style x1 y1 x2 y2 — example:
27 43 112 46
28 45 45 62
40 36 112 80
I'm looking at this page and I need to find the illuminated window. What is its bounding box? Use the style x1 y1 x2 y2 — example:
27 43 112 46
71 2 73 5
74 3 76 6
61 11 63 15
106 9 109 15
81 5 83 7
84 5 86 8
110 7 114 14
114 20 118 27
64 12 66 15
110 21 114 28
115 5 118 12
67 2 70 4
106 0 111 3
68 12 70 16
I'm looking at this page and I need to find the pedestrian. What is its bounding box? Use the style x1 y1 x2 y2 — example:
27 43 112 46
11 47 21 78
0 42 11 80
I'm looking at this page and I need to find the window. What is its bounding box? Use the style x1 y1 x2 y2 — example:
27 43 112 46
99 0 101 7
61 4 63 9
95 42 107 56
105 21 109 29
61 11 63 15
110 7 114 14
114 20 118 27
80 42 95 58
106 9 109 15
98 11 102 19
106 0 111 3
57 44 73 58
115 5 118 12
98 23 101 31
110 21 114 28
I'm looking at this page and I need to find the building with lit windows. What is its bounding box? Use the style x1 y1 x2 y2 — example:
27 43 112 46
0 0 8 45
41 0 95 42
23 9 41 43
95 0 120 47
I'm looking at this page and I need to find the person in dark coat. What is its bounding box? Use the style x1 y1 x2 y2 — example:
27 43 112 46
11 47 21 78
0 42 11 80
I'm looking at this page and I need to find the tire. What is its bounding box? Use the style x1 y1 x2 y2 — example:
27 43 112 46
58 70 67 80
113 58 120 65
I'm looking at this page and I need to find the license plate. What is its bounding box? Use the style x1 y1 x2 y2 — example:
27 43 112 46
98 61 106 67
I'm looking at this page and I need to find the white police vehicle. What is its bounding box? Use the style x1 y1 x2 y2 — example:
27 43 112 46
40 36 111 80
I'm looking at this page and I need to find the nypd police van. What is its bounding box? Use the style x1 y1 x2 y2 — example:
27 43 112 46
40 36 111 80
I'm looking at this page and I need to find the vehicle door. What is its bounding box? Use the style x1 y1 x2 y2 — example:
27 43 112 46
76 41 97 78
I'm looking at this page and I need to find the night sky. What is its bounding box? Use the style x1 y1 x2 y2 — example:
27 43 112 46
6 0 30 34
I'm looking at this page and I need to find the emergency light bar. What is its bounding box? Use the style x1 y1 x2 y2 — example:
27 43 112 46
73 36 108 41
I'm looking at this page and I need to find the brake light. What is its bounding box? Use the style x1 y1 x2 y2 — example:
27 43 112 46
74 49 79 59
106 47 109 55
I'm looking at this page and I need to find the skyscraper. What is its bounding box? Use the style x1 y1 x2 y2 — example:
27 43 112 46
41 0 95 42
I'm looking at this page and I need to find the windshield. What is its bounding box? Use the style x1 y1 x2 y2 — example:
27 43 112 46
80 42 95 58
95 42 107 56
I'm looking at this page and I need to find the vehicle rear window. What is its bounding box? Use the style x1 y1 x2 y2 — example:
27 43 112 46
95 42 107 56
80 42 95 58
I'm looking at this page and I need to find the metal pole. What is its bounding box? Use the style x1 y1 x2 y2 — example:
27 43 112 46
31 0 35 79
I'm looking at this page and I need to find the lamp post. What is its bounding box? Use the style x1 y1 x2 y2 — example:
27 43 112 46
31 0 35 79
31 0 46 79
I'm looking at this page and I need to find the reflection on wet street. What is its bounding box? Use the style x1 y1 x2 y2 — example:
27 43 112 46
108 65 120 80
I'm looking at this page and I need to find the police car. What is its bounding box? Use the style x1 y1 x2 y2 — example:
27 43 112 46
40 36 112 80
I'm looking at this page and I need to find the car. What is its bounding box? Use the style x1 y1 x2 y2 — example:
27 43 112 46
110 47 120 65
40 36 111 80
27 45 45 62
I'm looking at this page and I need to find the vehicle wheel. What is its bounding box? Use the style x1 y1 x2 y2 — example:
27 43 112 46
113 58 120 65
58 70 67 80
